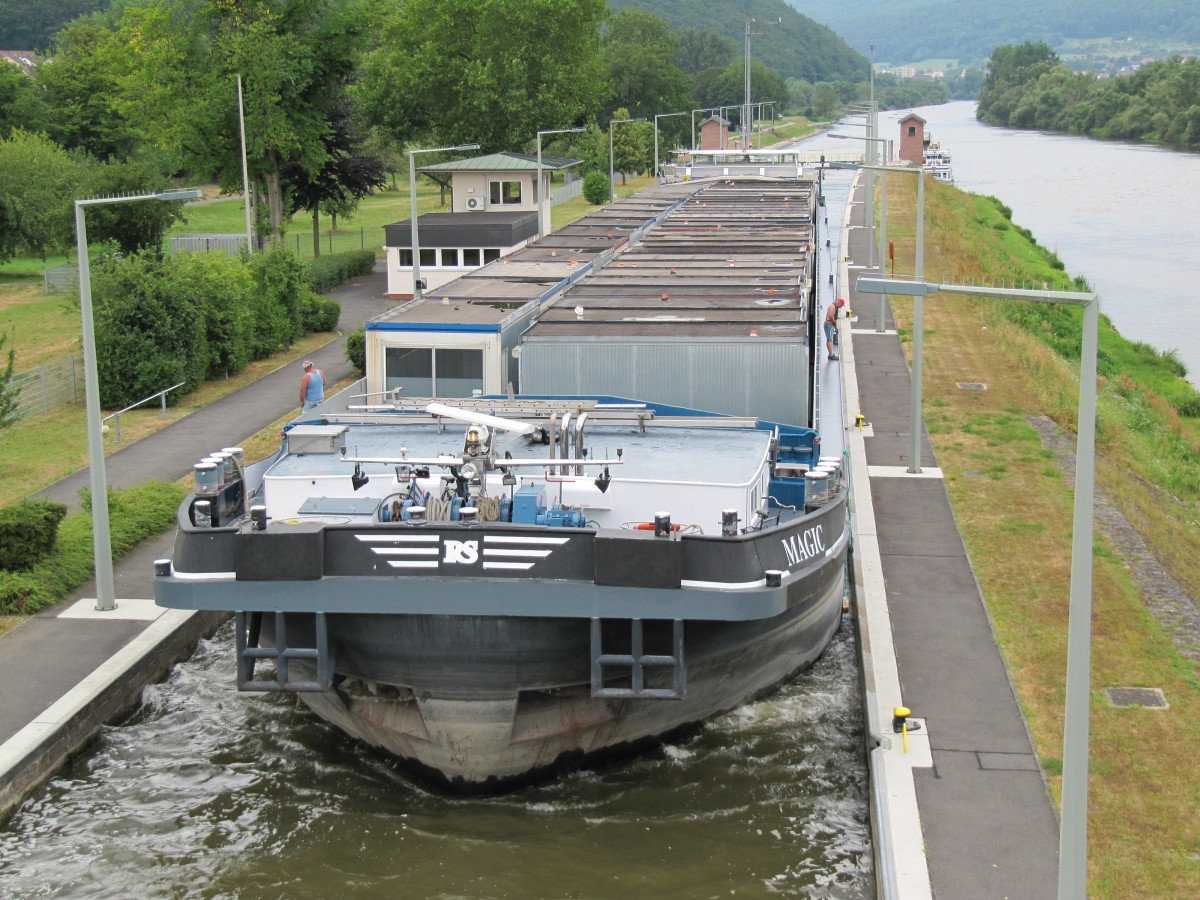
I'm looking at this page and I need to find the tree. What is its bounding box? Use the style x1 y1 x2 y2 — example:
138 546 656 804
282 99 387 257
601 9 694 121
37 21 142 161
117 0 373 243
609 108 651 184
89 251 208 407
978 43 1061 121
83 156 190 255
0 64 49 138
674 28 736 76
0 331 18 430
355 0 607 153
0 130 83 262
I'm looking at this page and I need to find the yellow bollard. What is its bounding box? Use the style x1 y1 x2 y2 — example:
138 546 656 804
892 706 911 754
855 414 865 431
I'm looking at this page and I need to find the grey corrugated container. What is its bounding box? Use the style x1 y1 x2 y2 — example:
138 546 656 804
520 339 807 424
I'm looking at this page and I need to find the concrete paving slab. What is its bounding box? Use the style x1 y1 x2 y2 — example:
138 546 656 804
873 479 965 557
0 618 149 744
915 750 1058 900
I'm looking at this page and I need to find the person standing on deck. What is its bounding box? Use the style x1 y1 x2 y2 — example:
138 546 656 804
299 360 325 411
825 298 844 360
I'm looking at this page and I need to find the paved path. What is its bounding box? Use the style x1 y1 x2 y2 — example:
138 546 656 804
841 177 1060 898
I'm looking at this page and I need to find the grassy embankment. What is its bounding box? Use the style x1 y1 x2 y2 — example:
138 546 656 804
881 175 1200 897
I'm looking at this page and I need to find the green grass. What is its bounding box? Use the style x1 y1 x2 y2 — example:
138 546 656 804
0 283 80 369
0 481 184 614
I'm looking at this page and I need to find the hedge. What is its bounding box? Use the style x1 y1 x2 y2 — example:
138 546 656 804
0 501 68 570
0 481 185 614
306 249 377 294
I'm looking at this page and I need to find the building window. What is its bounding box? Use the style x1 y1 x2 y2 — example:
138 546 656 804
483 248 501 263
441 248 460 267
384 346 483 398
397 249 413 267
462 248 481 267
489 180 522 205
419 248 436 267
907 126 916 136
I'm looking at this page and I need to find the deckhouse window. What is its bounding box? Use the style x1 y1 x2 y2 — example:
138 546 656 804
385 346 484 398
489 180 522 205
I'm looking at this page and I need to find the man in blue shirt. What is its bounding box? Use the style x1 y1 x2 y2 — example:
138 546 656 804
299 360 325 411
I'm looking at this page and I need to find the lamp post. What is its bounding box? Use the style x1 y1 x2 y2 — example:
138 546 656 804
856 276 1099 898
830 131 891 335
409 143 480 300
742 16 780 150
75 187 202 611
842 153 926 470
609 117 646 204
654 112 687 184
236 74 253 253
536 127 586 240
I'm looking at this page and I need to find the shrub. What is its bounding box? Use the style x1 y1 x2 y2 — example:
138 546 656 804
90 251 207 407
0 501 67 570
0 482 183 615
161 251 254 379
583 171 609 205
247 246 308 357
301 293 342 333
346 326 366 377
307 249 376 293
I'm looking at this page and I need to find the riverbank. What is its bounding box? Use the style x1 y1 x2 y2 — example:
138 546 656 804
881 173 1200 897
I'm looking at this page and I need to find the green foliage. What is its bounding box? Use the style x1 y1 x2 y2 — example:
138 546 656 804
306 249 377 294
346 326 366 377
583 171 610 205
0 63 49 137
0 330 16 429
0 501 68 570
301 294 342 334
80 243 332 403
608 0 866 82
0 129 83 262
246 246 311 358
979 46 1200 148
356 0 607 153
0 481 183 614
602 9 695 121
160 252 254 380
38 20 142 161
608 108 653 181
89 251 208 407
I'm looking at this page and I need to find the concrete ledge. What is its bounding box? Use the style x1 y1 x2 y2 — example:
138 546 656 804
0 608 228 824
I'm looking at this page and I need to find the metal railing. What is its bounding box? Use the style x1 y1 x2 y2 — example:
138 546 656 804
102 381 185 442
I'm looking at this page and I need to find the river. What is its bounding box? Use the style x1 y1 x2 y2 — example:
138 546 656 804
0 620 870 899
811 100 1200 386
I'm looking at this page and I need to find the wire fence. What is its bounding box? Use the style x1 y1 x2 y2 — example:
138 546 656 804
44 265 78 294
6 354 83 422
290 227 383 259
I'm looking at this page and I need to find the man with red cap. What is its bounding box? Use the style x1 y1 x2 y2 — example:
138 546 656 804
824 298 845 360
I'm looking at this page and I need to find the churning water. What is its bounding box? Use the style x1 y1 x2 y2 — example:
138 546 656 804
0 620 871 898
